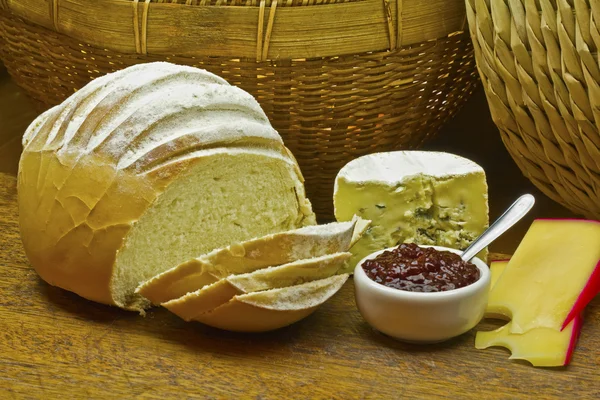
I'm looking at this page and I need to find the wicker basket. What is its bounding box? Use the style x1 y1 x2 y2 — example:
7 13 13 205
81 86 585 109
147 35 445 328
466 0 600 219
0 0 477 220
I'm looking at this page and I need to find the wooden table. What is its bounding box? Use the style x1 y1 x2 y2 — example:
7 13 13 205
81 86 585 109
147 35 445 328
1 69 599 399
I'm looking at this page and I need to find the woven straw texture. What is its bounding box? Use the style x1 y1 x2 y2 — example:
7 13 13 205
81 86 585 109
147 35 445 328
466 0 600 219
0 0 477 219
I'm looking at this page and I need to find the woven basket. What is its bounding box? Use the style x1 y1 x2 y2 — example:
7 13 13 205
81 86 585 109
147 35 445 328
0 0 477 220
466 0 600 219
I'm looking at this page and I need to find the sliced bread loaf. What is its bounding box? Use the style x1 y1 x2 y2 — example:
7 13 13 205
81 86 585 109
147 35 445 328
188 274 349 332
136 217 369 304
17 62 315 311
162 252 351 320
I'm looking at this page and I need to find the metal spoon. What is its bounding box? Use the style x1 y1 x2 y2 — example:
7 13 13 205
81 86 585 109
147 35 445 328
461 194 536 262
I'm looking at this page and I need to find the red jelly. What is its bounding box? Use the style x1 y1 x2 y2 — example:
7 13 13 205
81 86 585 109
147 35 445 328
362 243 480 293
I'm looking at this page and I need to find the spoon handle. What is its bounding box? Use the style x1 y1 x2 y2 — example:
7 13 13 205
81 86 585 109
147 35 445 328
461 194 536 262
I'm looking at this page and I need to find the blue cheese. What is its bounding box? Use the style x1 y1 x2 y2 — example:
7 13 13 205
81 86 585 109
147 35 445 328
334 151 489 271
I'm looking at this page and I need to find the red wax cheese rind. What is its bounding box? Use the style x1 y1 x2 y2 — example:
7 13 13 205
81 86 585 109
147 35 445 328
565 314 583 366
563 258 600 330
486 219 600 333
475 315 583 367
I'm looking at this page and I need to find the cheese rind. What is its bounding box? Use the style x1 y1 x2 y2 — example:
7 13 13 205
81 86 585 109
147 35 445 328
486 219 600 333
334 151 489 269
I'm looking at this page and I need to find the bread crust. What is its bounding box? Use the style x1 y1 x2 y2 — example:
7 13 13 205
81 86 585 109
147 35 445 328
190 274 349 332
161 252 351 320
18 62 315 308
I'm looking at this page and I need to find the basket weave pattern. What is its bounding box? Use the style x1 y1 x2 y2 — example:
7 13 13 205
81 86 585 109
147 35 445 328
466 0 600 219
0 2 477 219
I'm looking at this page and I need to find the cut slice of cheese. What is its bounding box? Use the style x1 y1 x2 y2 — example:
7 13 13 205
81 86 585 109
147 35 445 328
484 260 511 320
162 252 351 320
189 274 349 332
334 151 489 270
475 316 583 367
137 217 368 304
489 259 509 290
486 219 600 333
474 218 600 367
477 260 583 367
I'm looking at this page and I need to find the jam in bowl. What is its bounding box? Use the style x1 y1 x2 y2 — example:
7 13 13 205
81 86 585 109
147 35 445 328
354 244 491 343
362 243 481 293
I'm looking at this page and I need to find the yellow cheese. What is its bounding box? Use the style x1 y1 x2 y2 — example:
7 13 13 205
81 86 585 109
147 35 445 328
484 260 510 320
489 259 508 290
486 219 600 333
475 317 581 367
475 219 600 367
477 260 582 366
334 151 489 271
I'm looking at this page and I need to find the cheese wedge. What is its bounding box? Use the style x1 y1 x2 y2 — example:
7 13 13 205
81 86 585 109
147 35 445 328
478 260 582 367
137 217 368 304
489 259 509 290
162 252 351 320
486 219 600 333
482 260 511 320
477 261 583 367
190 274 349 332
475 219 600 367
334 151 489 270
475 316 583 367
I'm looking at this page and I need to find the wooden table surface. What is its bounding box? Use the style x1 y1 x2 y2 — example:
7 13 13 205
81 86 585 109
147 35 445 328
1 68 599 399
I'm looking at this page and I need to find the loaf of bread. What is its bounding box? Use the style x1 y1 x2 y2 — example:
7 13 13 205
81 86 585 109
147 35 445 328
17 62 316 312
137 217 369 304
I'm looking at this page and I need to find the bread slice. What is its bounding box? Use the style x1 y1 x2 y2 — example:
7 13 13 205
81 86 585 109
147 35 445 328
136 216 368 304
17 62 315 311
162 252 351 320
186 274 349 332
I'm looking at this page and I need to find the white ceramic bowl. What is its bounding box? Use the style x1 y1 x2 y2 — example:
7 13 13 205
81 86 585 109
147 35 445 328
354 245 491 343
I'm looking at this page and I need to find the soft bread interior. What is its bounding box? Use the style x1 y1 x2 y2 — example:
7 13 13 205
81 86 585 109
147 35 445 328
112 149 311 309
136 217 367 304
162 252 351 320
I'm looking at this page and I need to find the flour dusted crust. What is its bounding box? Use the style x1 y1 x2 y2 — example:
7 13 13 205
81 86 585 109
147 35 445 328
18 62 315 310
189 274 349 332
161 252 351 321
